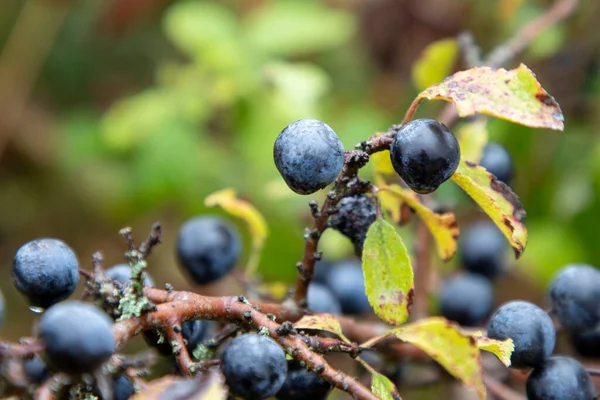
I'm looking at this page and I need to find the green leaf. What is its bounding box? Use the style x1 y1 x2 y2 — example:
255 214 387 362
412 38 459 92
371 371 403 400
362 219 414 325
469 331 514 367
456 118 488 163
205 189 269 277
381 185 459 261
451 159 527 257
163 2 240 69
418 64 564 130
244 0 355 56
391 317 485 399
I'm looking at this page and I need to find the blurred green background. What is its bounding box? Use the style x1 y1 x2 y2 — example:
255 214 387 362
0 0 599 341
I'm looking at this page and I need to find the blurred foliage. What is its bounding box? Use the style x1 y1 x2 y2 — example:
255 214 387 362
0 0 600 338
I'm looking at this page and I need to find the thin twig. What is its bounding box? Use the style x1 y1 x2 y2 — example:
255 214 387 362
139 222 162 258
164 326 194 377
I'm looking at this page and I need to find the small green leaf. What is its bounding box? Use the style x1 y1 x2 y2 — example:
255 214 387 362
362 219 414 325
456 118 488 163
205 189 268 277
412 38 459 91
381 185 459 261
371 371 403 400
391 317 485 399
451 160 527 257
470 331 514 367
418 64 564 130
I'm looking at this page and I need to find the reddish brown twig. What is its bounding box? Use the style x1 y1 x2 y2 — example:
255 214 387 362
164 325 194 377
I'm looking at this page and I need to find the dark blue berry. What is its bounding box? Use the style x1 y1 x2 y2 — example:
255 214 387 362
12 238 79 309
486 301 555 369
112 375 135 400
24 355 50 384
176 216 241 285
329 195 377 257
549 264 600 330
439 273 494 327
307 283 342 314
571 328 600 358
459 221 507 279
39 301 115 374
312 260 333 285
105 264 155 288
276 360 331 400
274 119 344 195
220 334 287 400
325 260 370 315
182 319 212 356
480 142 513 185
526 356 594 400
390 119 460 194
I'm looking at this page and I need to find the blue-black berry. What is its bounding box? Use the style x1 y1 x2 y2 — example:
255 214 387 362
12 238 79 309
549 264 600 330
39 301 115 374
176 216 241 285
439 273 494 327
390 119 460 194
459 221 507 279
105 264 155 288
329 195 377 257
274 119 344 195
487 301 555 369
24 355 50 384
571 328 600 358
325 260 371 315
526 356 594 400
276 360 331 400
307 283 342 314
220 333 288 399
479 142 513 185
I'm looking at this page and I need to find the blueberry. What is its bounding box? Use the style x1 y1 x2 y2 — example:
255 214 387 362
276 360 331 400
92 375 136 400
182 319 212 356
390 119 460 194
329 195 377 257
39 301 115 374
526 356 594 400
480 142 513 185
220 333 287 399
549 264 600 330
439 273 494 327
274 119 344 195
24 355 50 384
176 216 241 285
459 221 507 279
325 260 371 315
486 301 555 369
571 328 600 358
105 264 155 288
307 283 342 314
12 238 79 309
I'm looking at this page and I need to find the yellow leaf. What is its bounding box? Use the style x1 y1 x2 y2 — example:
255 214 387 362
294 314 347 341
131 371 226 400
205 188 269 276
456 118 488 163
363 219 414 325
256 281 289 300
392 317 485 399
412 39 459 92
372 148 396 176
418 64 564 130
470 331 514 367
371 371 403 400
381 185 459 261
451 160 527 257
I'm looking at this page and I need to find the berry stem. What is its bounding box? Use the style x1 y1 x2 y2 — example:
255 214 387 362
401 98 424 126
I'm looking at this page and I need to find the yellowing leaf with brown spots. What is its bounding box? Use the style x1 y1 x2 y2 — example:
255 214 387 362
131 371 226 400
371 371 403 400
363 219 414 325
381 185 459 261
469 331 514 367
418 63 564 130
456 118 488 163
451 160 527 257
205 188 268 275
391 317 485 399
294 314 347 341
